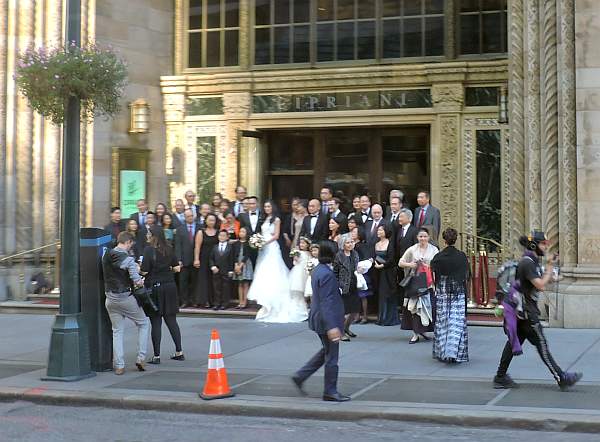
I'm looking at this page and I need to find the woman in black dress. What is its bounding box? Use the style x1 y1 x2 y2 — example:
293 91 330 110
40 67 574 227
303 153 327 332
141 225 184 364
352 226 374 324
373 224 400 326
334 234 361 341
193 213 219 308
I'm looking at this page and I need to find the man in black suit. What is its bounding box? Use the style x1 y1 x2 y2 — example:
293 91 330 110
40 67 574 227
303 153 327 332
395 208 418 263
175 209 199 308
385 196 403 226
413 190 441 242
358 194 372 224
129 199 149 230
319 186 334 217
238 196 261 235
209 230 235 310
384 189 404 218
292 240 350 402
300 199 329 242
104 206 126 247
184 190 200 219
364 204 387 246
328 198 348 233
230 185 247 217
172 199 186 228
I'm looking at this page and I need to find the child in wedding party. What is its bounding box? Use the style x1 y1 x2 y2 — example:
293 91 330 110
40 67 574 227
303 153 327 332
304 243 321 299
289 237 311 299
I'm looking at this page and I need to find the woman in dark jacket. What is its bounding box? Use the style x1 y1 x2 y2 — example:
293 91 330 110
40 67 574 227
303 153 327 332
373 224 400 326
351 226 373 324
141 225 184 364
333 234 361 341
431 228 469 363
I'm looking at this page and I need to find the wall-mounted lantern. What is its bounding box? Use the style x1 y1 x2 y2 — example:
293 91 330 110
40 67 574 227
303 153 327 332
128 98 150 133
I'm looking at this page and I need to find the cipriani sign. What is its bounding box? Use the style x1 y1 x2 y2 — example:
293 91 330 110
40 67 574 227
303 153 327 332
252 89 432 113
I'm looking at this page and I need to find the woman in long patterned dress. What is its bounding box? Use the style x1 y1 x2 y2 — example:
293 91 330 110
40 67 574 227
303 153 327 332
430 228 469 363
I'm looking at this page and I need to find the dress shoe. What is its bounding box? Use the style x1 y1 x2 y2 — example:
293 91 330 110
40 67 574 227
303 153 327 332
345 329 357 338
170 353 185 361
323 393 351 402
291 376 307 396
114 368 125 375
148 356 161 365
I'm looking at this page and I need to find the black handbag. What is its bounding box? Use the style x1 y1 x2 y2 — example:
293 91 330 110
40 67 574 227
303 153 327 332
405 272 429 298
133 286 159 312
399 269 414 288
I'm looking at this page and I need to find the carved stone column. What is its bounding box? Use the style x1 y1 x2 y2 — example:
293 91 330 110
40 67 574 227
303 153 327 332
174 0 184 74
162 89 186 205
42 0 62 245
222 92 251 199
432 84 463 239
15 1 35 252
524 0 542 231
540 0 560 253
238 0 250 70
507 0 526 256
557 0 577 267
0 0 8 255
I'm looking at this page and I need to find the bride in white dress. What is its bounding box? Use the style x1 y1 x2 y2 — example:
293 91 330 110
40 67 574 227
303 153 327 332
247 201 308 323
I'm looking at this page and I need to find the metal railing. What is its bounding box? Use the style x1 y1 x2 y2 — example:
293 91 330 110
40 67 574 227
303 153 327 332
0 242 61 300
458 233 507 309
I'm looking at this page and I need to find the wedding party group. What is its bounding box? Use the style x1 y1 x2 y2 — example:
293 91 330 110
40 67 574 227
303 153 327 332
104 184 472 365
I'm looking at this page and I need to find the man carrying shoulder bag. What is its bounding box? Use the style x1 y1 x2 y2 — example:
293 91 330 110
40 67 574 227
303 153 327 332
102 231 150 375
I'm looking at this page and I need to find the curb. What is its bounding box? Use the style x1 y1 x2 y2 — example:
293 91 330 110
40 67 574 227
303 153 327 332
1 387 600 434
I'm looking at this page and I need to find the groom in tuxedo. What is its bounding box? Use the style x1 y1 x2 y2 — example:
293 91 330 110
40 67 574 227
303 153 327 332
238 196 261 235
292 240 350 402
300 199 329 242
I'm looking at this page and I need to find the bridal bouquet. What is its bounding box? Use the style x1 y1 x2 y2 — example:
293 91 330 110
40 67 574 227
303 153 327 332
249 233 265 250
305 258 318 275
289 248 300 258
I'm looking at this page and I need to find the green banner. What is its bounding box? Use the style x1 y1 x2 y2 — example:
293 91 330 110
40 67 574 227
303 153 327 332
120 170 146 215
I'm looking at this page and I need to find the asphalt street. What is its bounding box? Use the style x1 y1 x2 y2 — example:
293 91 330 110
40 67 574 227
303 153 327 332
1 401 598 442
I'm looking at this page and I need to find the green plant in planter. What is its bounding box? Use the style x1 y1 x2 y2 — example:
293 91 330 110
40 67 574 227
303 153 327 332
15 42 128 125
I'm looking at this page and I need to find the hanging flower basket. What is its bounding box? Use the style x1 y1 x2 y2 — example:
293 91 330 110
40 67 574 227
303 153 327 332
14 43 128 125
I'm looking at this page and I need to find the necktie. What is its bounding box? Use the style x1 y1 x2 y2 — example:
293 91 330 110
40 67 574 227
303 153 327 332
419 208 426 227
140 213 145 226
188 224 193 242
371 220 378 234
220 243 225 253
401 226 406 238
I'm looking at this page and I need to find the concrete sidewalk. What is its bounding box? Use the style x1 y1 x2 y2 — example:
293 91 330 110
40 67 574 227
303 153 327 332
0 314 599 433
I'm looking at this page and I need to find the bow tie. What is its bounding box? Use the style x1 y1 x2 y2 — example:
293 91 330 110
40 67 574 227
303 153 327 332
250 212 257 215
311 214 318 218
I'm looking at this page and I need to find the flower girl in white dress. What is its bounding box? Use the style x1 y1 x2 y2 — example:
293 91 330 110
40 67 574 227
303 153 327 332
303 243 321 299
289 237 311 303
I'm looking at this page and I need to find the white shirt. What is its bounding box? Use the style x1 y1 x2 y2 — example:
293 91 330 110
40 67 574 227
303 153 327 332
249 212 258 231
390 212 399 223
234 200 243 216
400 223 409 238
219 242 226 253
310 215 318 235
371 218 381 234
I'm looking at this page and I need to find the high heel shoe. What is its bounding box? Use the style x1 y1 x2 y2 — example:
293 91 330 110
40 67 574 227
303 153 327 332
345 329 357 338
170 353 185 361
341 334 351 342
409 336 420 344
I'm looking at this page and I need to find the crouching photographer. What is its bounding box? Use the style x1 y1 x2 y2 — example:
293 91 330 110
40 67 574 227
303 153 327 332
102 231 150 375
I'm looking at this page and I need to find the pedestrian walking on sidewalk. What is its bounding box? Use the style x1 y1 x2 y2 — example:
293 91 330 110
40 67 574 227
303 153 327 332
493 231 582 391
292 240 351 402
102 232 150 375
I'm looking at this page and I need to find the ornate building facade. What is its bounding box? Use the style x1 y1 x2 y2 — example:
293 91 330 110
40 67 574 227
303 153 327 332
1 0 600 327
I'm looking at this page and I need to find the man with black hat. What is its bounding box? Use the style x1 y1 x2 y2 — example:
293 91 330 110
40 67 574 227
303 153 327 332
493 231 582 391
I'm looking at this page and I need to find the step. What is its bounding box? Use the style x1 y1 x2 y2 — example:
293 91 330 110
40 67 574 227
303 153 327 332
27 293 60 304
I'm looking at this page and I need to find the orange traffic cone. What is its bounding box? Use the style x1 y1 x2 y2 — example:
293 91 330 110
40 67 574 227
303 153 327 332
199 329 235 400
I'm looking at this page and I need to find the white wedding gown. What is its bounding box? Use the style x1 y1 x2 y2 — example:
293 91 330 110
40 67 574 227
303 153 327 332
247 220 308 323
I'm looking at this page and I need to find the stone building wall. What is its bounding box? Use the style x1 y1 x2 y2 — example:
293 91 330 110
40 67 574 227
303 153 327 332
92 0 173 225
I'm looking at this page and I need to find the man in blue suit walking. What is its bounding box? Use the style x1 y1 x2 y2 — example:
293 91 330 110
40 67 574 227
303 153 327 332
292 240 350 402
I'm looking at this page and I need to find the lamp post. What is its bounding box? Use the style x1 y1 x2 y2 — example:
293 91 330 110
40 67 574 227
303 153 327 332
44 0 94 381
